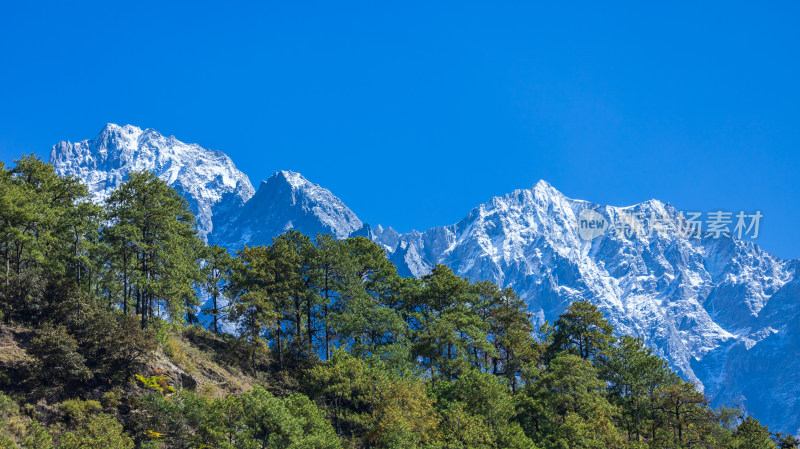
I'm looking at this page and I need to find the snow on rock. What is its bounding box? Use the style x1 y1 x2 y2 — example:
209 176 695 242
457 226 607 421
210 170 363 250
50 123 255 240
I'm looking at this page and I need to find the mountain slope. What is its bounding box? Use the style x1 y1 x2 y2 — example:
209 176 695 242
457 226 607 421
50 124 255 240
387 180 799 433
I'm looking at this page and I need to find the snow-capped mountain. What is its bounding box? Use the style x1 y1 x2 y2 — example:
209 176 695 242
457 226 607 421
387 180 800 433
49 125 800 433
50 124 255 240
210 170 363 250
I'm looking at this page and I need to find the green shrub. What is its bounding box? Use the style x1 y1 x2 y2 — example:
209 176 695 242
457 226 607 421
100 390 122 409
59 398 102 425
59 413 133 449
27 325 91 386
134 374 176 394
0 393 53 448
19 419 53 449
0 392 19 418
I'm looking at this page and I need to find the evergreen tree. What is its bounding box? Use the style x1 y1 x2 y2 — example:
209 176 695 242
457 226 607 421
775 433 800 449
228 245 282 374
652 380 715 447
306 351 438 447
410 265 491 380
308 234 344 360
329 236 408 364
605 335 674 442
59 413 134 449
548 299 616 365
0 156 97 322
105 171 202 328
734 417 778 449
519 353 622 448
478 282 538 391
201 244 232 333
271 231 313 367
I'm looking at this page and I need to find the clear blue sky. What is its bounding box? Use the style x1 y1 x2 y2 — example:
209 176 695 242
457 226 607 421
1 1 798 258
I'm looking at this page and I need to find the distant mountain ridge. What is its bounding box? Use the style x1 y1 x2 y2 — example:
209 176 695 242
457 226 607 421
49 124 800 434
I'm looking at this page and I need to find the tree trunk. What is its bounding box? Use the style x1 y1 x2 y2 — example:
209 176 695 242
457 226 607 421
276 325 284 371
122 245 128 314
212 293 219 334
324 267 330 360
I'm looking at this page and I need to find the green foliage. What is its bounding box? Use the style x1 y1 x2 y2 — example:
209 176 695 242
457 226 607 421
26 325 91 387
59 413 134 449
775 433 800 449
234 387 341 449
105 171 203 328
19 419 53 449
0 392 54 449
605 335 677 442
129 387 340 449
518 353 622 448
59 398 102 425
0 156 98 324
48 292 156 379
410 266 492 380
134 374 176 394
100 390 122 409
734 417 777 449
548 299 616 365
201 244 233 334
306 351 438 448
432 369 537 449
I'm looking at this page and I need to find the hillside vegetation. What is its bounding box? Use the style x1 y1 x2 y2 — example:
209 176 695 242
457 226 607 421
0 155 793 448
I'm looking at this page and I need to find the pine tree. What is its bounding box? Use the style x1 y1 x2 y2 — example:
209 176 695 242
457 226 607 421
201 244 232 333
521 353 622 447
270 231 312 367
606 335 674 442
228 245 282 374
477 282 538 391
105 171 202 328
309 234 344 360
329 236 408 363
775 433 800 449
652 380 715 447
0 156 97 322
548 299 616 365
734 417 778 449
410 265 490 380
59 413 134 449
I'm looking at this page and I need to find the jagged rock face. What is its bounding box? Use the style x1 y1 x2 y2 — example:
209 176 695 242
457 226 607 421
50 124 255 240
209 170 363 250
389 180 799 433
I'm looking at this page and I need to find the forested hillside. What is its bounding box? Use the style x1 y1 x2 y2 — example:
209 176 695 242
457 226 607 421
0 155 792 448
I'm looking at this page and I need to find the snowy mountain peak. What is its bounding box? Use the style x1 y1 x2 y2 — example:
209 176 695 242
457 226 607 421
50 124 255 240
532 178 557 193
210 171 363 250
272 170 310 189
